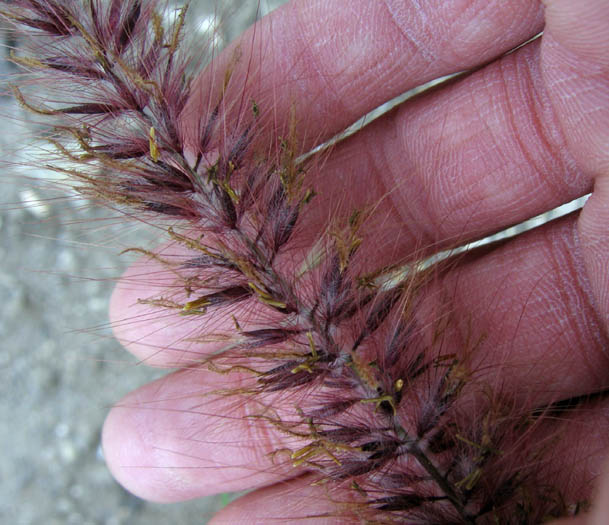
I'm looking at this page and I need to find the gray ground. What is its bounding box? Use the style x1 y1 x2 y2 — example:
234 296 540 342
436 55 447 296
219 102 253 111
0 1 287 524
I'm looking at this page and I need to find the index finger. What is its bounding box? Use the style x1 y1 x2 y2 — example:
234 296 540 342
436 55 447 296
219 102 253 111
183 0 544 152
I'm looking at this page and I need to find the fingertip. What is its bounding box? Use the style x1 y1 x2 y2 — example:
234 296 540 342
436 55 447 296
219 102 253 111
101 371 246 503
109 245 243 368
101 368 303 505
108 253 198 367
101 385 192 503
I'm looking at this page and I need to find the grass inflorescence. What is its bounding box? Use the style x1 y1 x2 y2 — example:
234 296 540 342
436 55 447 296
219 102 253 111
0 1 594 523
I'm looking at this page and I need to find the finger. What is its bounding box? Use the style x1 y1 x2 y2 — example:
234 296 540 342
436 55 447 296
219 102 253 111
109 245 236 367
421 213 609 406
542 0 609 176
208 475 356 524
183 0 544 151
300 38 592 260
109 250 249 368
109 243 288 368
542 0 609 322
102 366 310 503
109 245 211 367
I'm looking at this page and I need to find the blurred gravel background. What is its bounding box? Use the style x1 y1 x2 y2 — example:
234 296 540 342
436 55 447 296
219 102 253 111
0 1 287 524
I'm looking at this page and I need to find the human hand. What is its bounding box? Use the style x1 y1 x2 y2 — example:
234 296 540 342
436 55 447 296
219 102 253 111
103 0 609 522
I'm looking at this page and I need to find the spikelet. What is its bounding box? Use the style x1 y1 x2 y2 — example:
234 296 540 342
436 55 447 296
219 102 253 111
0 1 594 523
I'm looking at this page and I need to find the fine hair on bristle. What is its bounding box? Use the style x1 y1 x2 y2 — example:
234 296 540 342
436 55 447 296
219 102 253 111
1 1 607 523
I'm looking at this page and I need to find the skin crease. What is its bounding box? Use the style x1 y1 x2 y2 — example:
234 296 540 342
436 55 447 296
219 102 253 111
102 0 609 522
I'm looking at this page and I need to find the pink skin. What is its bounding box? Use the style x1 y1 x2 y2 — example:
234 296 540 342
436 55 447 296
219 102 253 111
103 0 609 522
